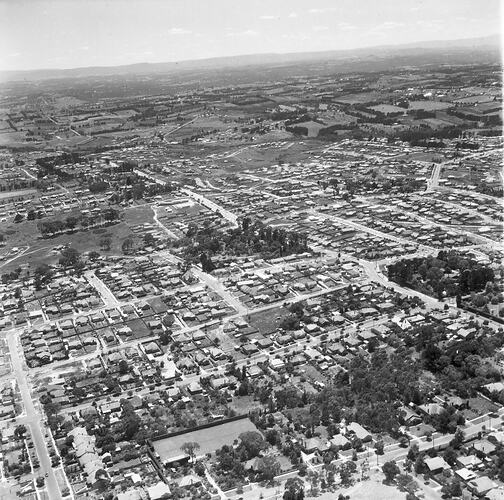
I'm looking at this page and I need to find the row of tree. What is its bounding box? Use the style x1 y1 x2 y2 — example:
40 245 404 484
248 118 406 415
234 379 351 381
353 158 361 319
37 208 121 237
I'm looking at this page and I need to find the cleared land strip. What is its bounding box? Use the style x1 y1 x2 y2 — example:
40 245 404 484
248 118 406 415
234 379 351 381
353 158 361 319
181 187 238 226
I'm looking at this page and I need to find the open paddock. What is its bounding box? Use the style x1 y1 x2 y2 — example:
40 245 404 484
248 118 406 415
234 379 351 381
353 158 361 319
408 100 452 111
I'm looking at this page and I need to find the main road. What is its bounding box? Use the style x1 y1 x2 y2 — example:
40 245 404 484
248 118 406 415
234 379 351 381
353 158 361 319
7 333 62 500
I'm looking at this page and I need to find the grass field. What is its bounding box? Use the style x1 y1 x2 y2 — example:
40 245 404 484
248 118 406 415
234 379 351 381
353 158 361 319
0 220 134 273
0 203 156 272
247 306 289 335
124 204 155 225
152 417 259 462
369 104 405 115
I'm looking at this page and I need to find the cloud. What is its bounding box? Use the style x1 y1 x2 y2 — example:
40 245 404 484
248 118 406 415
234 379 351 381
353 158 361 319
313 25 329 32
338 22 356 31
168 28 192 35
288 12 298 18
259 15 276 20
226 29 259 37
416 19 444 29
381 21 405 29
282 33 310 41
308 7 338 14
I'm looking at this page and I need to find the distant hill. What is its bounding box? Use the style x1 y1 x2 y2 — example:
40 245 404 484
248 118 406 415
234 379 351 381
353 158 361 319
0 34 500 83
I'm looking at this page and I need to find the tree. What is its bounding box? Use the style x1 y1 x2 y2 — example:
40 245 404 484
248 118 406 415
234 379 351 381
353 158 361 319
382 460 400 483
283 477 304 500
143 233 155 247
265 429 281 446
159 331 171 345
34 264 53 290
257 455 281 482
414 453 426 474
441 478 462 498
238 431 266 459
14 425 27 440
118 359 129 375
194 461 206 476
374 439 384 455
407 443 419 461
88 251 100 261
200 253 215 273
396 474 418 494
352 437 363 452
121 401 141 441
59 247 80 267
450 428 465 449
100 237 112 251
122 237 134 254
399 436 410 448
339 461 357 486
280 314 300 331
180 442 200 463
89 180 109 193
65 216 79 230
443 447 458 467
307 470 320 495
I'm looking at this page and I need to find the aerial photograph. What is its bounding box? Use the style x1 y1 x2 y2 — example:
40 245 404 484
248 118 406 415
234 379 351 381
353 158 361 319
0 0 502 499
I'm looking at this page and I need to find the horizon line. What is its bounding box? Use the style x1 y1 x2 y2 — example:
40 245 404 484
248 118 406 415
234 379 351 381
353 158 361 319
1 32 501 75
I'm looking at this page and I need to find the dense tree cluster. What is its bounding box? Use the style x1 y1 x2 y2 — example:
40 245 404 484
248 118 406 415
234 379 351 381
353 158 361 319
175 217 309 270
34 264 54 289
107 175 176 204
314 350 423 434
397 125 470 146
1 266 22 284
421 332 502 399
212 431 268 489
324 174 424 198
388 251 496 302
36 153 82 180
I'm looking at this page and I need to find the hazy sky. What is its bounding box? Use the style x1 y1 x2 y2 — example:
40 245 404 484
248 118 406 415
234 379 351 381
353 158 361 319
0 0 501 71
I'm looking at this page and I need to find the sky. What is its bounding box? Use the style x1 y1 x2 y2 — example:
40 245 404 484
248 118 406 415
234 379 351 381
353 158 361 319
0 0 501 72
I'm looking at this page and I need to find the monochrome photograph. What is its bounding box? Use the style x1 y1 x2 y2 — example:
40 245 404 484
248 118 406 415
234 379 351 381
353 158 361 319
0 0 502 499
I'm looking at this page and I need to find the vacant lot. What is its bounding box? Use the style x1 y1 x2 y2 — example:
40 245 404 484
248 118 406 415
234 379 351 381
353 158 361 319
248 306 289 335
0 189 37 200
462 396 499 420
318 479 405 500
